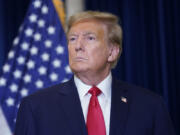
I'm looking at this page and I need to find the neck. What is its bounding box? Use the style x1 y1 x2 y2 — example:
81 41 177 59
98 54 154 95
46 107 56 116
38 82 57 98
75 70 110 86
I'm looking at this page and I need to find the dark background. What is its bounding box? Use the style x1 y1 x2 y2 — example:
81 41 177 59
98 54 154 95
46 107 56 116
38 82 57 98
0 0 179 134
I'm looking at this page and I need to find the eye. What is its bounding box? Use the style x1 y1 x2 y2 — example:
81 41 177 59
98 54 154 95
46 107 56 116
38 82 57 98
87 35 96 41
68 36 77 42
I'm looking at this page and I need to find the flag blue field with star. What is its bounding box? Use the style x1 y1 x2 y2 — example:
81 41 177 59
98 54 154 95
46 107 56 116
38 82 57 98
0 0 72 133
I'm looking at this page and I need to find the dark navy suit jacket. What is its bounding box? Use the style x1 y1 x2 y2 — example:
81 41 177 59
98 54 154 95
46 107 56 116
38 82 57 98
15 77 176 135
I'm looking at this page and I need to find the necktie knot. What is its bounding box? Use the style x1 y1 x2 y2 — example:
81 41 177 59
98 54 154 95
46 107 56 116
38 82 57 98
88 86 101 96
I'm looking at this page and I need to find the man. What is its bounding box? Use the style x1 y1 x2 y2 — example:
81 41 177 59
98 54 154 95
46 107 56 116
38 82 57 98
15 11 175 135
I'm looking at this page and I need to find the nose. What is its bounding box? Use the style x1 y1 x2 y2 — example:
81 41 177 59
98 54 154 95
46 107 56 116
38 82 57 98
75 36 84 51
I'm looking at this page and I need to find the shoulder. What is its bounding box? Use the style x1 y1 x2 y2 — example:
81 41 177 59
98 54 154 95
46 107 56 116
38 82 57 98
113 78 172 123
113 78 165 108
20 78 74 108
113 78 175 134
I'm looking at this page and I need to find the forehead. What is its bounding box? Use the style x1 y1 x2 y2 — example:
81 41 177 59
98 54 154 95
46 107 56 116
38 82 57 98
68 20 107 35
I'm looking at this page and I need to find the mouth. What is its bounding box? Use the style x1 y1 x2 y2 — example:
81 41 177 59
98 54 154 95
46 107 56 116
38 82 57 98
74 57 88 61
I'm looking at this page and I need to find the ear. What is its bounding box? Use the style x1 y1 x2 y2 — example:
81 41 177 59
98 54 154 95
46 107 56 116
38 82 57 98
107 44 120 62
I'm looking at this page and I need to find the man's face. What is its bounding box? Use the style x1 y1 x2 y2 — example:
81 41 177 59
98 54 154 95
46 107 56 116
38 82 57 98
68 20 114 76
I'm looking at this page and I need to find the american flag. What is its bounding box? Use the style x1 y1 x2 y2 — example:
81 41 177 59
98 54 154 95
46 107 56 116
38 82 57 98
0 0 72 134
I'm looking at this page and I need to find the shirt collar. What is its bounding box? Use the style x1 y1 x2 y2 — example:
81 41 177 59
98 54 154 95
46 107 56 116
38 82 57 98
74 73 112 101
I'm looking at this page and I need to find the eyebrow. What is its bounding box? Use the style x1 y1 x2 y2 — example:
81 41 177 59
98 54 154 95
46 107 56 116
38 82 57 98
68 32 96 37
83 32 96 36
68 33 77 37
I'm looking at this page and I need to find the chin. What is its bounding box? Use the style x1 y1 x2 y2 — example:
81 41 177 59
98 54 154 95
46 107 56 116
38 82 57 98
70 65 88 74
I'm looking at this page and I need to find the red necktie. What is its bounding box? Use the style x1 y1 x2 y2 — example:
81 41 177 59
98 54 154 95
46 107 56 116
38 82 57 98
86 86 106 135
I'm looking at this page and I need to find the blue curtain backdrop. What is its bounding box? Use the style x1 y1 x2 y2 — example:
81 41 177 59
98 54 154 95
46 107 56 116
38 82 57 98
0 0 30 67
86 0 180 134
0 0 179 134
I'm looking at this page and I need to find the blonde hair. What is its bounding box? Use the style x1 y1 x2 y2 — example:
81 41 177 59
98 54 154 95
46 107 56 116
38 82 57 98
66 11 123 68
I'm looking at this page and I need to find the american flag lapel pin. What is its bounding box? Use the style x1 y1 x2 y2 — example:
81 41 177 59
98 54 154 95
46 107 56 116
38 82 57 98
121 97 127 103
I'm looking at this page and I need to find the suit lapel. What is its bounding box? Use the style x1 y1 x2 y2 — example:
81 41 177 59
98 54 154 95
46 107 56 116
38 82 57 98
57 78 88 135
109 78 130 135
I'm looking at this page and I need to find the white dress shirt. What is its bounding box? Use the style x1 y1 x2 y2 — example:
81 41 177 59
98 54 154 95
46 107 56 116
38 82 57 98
74 73 112 135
